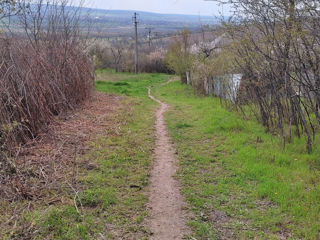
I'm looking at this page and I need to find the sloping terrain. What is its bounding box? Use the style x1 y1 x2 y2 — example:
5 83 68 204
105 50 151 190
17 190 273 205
2 71 319 239
153 80 320 240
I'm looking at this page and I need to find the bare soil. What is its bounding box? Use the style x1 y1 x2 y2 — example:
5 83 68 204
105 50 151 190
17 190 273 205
147 87 190 240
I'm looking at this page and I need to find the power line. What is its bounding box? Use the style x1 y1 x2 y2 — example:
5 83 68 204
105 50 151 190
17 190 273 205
145 27 155 47
132 12 139 74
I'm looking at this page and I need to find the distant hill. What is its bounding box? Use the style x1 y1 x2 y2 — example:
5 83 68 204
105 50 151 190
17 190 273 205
86 8 220 38
1 5 220 39
88 9 218 24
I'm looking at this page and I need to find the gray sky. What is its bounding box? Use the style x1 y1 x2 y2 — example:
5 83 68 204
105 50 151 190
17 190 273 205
82 0 226 16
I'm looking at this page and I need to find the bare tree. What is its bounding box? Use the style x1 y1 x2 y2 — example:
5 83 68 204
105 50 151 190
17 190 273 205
110 43 124 72
0 0 19 20
208 0 320 153
0 0 93 178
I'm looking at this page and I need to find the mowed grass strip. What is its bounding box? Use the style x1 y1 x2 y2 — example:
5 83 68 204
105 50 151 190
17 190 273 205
153 81 320 240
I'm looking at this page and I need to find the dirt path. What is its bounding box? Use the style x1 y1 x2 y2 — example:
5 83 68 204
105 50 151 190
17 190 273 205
147 87 190 240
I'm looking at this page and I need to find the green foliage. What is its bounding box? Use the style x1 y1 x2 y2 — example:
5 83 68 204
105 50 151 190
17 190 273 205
164 30 193 78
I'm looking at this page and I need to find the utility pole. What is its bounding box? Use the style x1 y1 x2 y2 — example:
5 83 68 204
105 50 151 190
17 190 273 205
133 12 139 74
145 27 154 47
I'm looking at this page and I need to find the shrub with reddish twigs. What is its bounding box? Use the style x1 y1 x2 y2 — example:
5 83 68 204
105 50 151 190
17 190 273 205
0 1 94 172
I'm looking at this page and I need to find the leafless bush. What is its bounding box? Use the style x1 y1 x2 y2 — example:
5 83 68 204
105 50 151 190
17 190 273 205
211 0 320 153
139 47 171 73
90 40 170 73
0 0 94 173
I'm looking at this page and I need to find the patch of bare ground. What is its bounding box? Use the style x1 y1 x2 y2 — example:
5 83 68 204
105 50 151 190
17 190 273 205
0 92 122 237
208 198 292 240
207 195 292 239
255 199 293 239
146 88 190 240
208 209 235 240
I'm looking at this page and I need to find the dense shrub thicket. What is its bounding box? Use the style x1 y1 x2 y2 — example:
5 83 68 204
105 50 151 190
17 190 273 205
0 1 94 162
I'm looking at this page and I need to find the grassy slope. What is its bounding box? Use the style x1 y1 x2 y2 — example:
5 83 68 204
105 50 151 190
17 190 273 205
12 70 319 239
3 71 170 240
153 81 320 240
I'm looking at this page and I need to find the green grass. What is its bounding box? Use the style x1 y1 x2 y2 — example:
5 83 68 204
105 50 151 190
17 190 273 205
79 71 171 239
4 69 319 239
39 206 92 240
95 69 169 98
70 98 153 239
0 71 170 240
43 71 169 239
153 81 320 240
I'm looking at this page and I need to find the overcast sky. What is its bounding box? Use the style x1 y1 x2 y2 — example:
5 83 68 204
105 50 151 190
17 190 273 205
82 0 227 16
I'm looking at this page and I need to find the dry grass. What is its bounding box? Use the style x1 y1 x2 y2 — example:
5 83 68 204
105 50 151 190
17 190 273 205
0 92 122 238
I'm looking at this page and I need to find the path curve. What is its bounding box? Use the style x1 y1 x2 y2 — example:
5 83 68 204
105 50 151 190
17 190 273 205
147 86 190 240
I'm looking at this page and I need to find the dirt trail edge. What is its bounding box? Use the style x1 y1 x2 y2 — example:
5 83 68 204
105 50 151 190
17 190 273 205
147 86 190 240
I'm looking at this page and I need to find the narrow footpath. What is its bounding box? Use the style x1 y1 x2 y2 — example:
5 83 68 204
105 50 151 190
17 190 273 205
147 87 190 240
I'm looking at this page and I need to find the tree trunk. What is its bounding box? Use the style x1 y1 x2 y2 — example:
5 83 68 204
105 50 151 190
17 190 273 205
208 76 213 96
180 72 187 84
186 71 191 85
